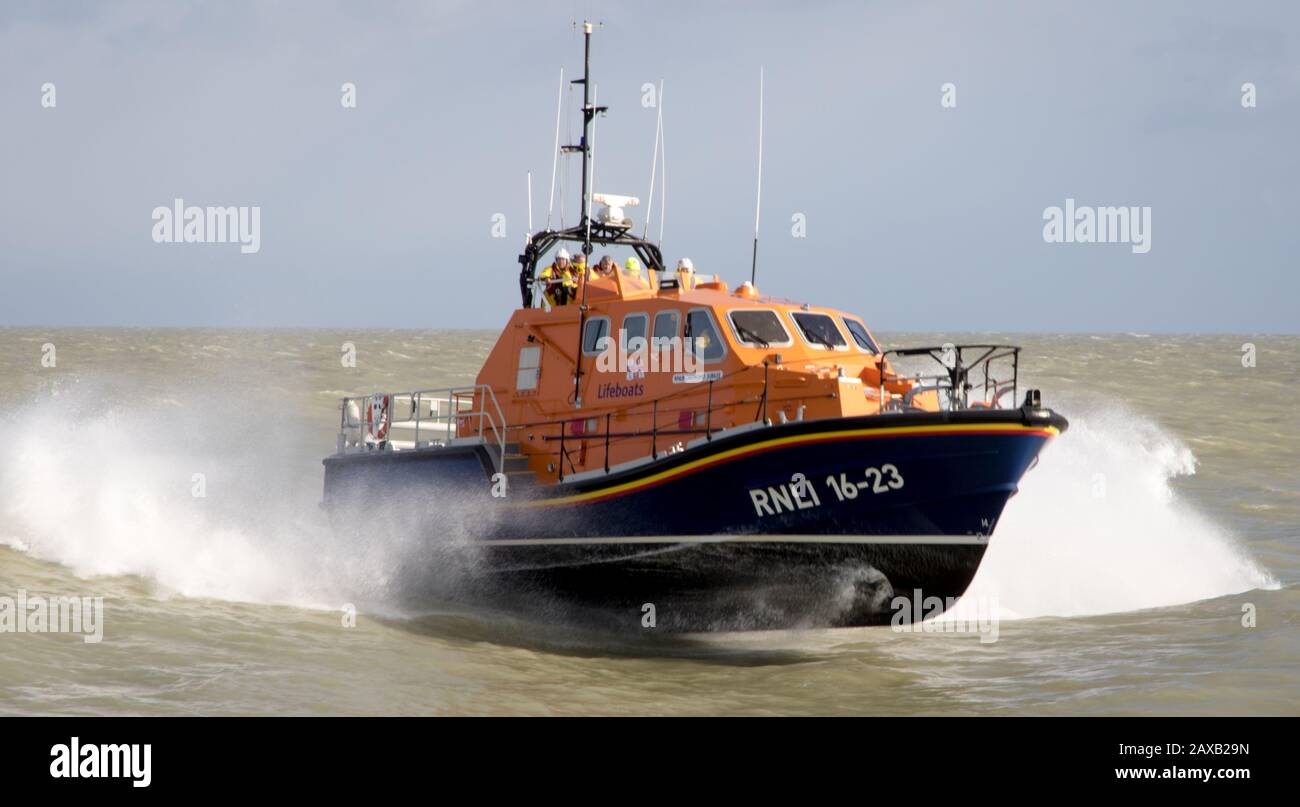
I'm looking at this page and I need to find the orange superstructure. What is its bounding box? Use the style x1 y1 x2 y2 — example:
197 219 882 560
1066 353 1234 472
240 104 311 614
466 268 931 487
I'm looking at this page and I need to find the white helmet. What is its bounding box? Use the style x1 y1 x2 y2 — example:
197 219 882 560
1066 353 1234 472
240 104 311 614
556 248 571 261
677 257 694 272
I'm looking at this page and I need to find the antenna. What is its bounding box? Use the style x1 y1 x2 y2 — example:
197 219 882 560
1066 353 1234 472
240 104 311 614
526 171 534 234
546 68 564 229
577 22 599 256
750 67 764 286
643 79 663 240
585 84 598 255
658 84 667 247
561 81 572 229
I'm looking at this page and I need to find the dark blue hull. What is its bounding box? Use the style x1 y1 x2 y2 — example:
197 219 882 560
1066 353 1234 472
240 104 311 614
323 408 1065 629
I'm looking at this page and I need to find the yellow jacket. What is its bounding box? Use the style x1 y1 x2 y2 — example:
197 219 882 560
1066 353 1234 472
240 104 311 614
539 263 577 286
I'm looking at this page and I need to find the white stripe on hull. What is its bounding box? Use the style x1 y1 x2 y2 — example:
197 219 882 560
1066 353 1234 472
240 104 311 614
474 534 989 547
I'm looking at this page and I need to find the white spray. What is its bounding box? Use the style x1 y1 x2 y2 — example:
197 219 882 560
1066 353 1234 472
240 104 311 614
943 403 1276 623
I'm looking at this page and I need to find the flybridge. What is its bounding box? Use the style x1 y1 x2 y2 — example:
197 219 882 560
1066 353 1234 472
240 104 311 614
517 22 666 309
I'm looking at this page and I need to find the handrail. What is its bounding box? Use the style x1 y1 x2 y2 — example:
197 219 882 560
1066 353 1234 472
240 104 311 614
474 384 509 475
524 389 832 441
879 343 1022 412
504 363 772 435
336 344 1025 481
336 384 509 475
537 386 838 483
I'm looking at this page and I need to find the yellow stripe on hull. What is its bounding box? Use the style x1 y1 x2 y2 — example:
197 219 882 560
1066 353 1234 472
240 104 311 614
521 422 1059 508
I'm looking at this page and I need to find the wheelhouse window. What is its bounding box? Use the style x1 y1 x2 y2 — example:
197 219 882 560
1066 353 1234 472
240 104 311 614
791 311 848 349
622 312 648 350
685 309 725 362
651 310 680 370
582 316 611 355
727 309 791 348
841 317 880 355
652 310 679 341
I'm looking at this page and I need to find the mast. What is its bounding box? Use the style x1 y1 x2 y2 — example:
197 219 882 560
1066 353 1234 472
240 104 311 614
585 22 595 253
559 21 604 238
570 21 604 408
578 23 599 255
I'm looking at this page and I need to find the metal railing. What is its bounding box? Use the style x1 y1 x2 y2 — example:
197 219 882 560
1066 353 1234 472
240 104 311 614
878 344 1021 412
533 344 1020 482
334 345 1026 483
540 375 838 481
336 384 509 474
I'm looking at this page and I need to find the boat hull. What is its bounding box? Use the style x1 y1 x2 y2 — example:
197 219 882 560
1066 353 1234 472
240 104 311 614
322 408 1065 630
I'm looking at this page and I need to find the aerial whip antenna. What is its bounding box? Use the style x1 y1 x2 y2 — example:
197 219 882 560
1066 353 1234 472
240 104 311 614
546 68 564 229
585 84 598 254
643 79 663 240
658 85 667 246
526 171 534 234
750 67 764 286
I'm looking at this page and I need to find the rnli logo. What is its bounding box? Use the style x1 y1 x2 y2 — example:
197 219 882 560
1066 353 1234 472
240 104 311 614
626 352 646 381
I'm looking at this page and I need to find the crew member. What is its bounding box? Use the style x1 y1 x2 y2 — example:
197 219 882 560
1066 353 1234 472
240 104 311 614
676 257 695 290
539 248 576 306
596 254 617 278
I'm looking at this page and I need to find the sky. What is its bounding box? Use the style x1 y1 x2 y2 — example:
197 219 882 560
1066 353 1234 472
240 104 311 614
0 0 1296 332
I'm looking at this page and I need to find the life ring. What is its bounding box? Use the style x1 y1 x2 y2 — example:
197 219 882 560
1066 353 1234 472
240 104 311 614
366 392 390 442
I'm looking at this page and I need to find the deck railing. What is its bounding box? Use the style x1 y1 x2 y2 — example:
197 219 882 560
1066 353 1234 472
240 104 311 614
334 344 1025 483
878 344 1021 412
336 384 508 475
536 344 1026 480
541 372 835 481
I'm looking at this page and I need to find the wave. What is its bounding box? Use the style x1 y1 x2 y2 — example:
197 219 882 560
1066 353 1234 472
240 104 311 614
944 403 1277 622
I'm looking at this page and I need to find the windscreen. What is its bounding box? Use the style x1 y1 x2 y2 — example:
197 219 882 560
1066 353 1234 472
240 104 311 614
729 310 790 347
791 312 847 348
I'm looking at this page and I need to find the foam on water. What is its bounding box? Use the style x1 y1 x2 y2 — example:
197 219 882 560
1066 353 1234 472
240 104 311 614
944 403 1277 622
0 388 1277 623
0 387 423 613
